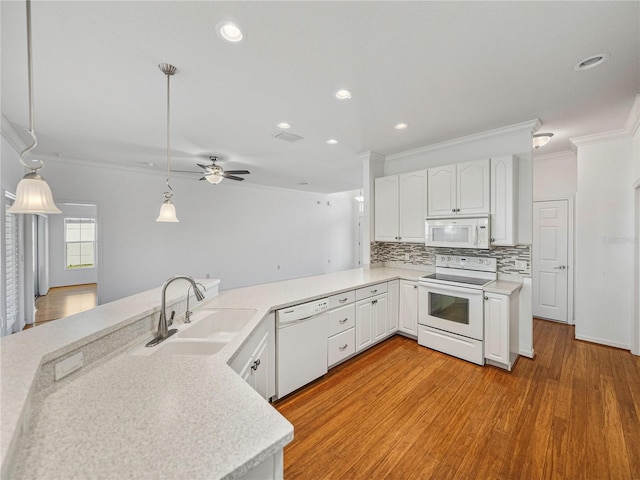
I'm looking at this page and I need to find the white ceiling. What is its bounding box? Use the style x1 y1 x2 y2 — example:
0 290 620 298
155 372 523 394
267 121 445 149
2 1 638 193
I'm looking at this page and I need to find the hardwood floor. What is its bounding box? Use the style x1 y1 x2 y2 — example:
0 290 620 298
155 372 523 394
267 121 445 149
274 319 640 480
25 283 97 328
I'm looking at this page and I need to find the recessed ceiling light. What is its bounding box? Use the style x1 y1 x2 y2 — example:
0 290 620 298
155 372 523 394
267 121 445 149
334 89 352 100
574 53 610 71
140 161 155 167
277 122 291 129
532 133 554 149
56 152 81 158
326 139 338 145
394 123 408 130
298 182 309 186
217 22 245 43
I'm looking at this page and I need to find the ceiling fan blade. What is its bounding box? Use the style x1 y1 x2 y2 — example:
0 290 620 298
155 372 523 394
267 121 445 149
199 177 207 181
222 174 245 181
224 170 250 175
196 163 210 170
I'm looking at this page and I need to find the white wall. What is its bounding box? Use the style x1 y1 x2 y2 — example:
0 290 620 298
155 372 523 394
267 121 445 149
41 160 360 304
575 137 635 349
48 203 98 289
533 151 577 200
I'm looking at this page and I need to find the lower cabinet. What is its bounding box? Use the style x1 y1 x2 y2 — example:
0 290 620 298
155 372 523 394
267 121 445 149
398 280 418 336
388 280 399 333
238 450 283 480
356 292 389 352
230 313 276 401
484 291 520 371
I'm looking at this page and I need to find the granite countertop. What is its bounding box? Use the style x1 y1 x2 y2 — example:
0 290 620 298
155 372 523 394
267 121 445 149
484 279 523 295
2 266 431 480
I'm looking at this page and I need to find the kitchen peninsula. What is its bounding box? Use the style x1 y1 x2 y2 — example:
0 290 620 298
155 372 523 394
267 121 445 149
2 265 524 479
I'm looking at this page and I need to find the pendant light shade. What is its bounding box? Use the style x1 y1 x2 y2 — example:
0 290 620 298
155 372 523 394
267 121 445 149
8 0 61 215
156 199 179 222
8 172 61 214
205 173 224 185
156 63 179 223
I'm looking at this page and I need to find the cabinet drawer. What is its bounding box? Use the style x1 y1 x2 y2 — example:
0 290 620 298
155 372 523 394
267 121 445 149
355 282 388 301
328 290 356 309
328 328 356 368
327 304 356 337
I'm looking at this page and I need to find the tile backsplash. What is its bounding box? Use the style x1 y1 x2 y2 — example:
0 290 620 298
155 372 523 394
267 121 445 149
371 242 531 276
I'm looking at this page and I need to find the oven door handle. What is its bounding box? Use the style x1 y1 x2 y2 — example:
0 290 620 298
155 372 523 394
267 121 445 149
419 283 483 296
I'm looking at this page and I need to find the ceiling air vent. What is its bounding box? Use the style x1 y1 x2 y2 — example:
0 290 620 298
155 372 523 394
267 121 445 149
273 131 304 143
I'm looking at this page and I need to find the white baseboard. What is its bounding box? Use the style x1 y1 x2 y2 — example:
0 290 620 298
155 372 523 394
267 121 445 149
519 347 534 359
575 333 630 351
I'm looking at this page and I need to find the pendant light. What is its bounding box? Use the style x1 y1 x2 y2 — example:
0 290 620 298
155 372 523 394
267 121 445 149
8 0 61 215
156 63 179 222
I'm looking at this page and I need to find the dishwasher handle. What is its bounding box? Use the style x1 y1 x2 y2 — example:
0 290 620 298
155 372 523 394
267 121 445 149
278 309 327 327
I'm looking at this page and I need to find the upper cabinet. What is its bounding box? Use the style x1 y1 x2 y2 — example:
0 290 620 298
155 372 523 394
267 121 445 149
375 170 428 243
427 158 490 217
490 155 518 246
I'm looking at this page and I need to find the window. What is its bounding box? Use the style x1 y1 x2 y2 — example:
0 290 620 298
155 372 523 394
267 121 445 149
4 193 22 335
64 218 96 269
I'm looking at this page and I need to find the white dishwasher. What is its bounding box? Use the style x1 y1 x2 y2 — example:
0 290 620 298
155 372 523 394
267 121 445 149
276 298 329 399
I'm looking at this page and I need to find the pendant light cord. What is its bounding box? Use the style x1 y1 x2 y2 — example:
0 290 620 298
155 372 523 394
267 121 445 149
19 0 42 172
163 68 173 201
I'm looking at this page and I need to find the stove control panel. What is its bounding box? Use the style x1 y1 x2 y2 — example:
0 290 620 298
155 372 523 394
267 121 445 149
435 255 497 272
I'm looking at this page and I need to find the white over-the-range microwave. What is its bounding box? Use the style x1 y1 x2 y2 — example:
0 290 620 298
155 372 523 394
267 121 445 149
425 215 491 249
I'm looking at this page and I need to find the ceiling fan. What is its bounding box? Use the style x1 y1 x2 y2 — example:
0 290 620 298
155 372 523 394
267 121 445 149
172 156 250 184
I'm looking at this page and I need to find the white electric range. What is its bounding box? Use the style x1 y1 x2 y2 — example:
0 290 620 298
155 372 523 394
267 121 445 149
417 255 497 365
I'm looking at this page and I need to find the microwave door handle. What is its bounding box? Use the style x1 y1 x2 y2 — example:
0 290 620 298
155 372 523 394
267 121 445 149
471 225 478 246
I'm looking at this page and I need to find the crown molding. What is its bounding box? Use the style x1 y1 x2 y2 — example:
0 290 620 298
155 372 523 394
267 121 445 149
571 94 640 147
532 150 576 161
1 115 27 153
386 119 540 162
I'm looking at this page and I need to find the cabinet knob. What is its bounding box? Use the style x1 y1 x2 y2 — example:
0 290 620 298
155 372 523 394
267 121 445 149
251 359 261 371
452 209 456 213
339 344 348 351
413 285 418 289
339 318 348 324
491 238 495 242
372 299 378 305
371 289 378 294
339 298 348 303
484 296 488 300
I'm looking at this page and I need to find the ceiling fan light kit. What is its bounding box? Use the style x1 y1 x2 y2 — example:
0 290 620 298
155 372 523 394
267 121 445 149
8 0 61 215
156 63 179 222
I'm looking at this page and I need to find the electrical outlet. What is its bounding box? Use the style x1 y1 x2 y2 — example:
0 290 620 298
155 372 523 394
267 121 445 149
404 253 410 261
54 352 84 381
515 260 527 270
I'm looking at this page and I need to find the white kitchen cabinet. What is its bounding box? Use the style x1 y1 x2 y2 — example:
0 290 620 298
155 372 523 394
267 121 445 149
428 159 490 216
484 291 520 371
388 280 399 333
398 280 418 337
490 155 518 246
356 293 389 352
375 171 428 243
374 175 399 242
230 313 276 401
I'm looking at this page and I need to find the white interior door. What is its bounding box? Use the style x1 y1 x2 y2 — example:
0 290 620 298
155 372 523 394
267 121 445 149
533 200 568 322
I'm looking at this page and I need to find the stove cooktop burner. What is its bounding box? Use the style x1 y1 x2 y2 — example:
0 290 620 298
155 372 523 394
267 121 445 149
420 273 492 287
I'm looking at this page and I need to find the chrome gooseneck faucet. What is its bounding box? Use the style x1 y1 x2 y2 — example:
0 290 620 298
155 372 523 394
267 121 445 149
146 275 205 347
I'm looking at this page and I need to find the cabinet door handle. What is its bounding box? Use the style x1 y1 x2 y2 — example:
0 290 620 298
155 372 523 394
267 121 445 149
372 299 378 305
251 359 261 371
339 344 348 351
339 318 348 324
339 298 348 303
370 289 378 294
